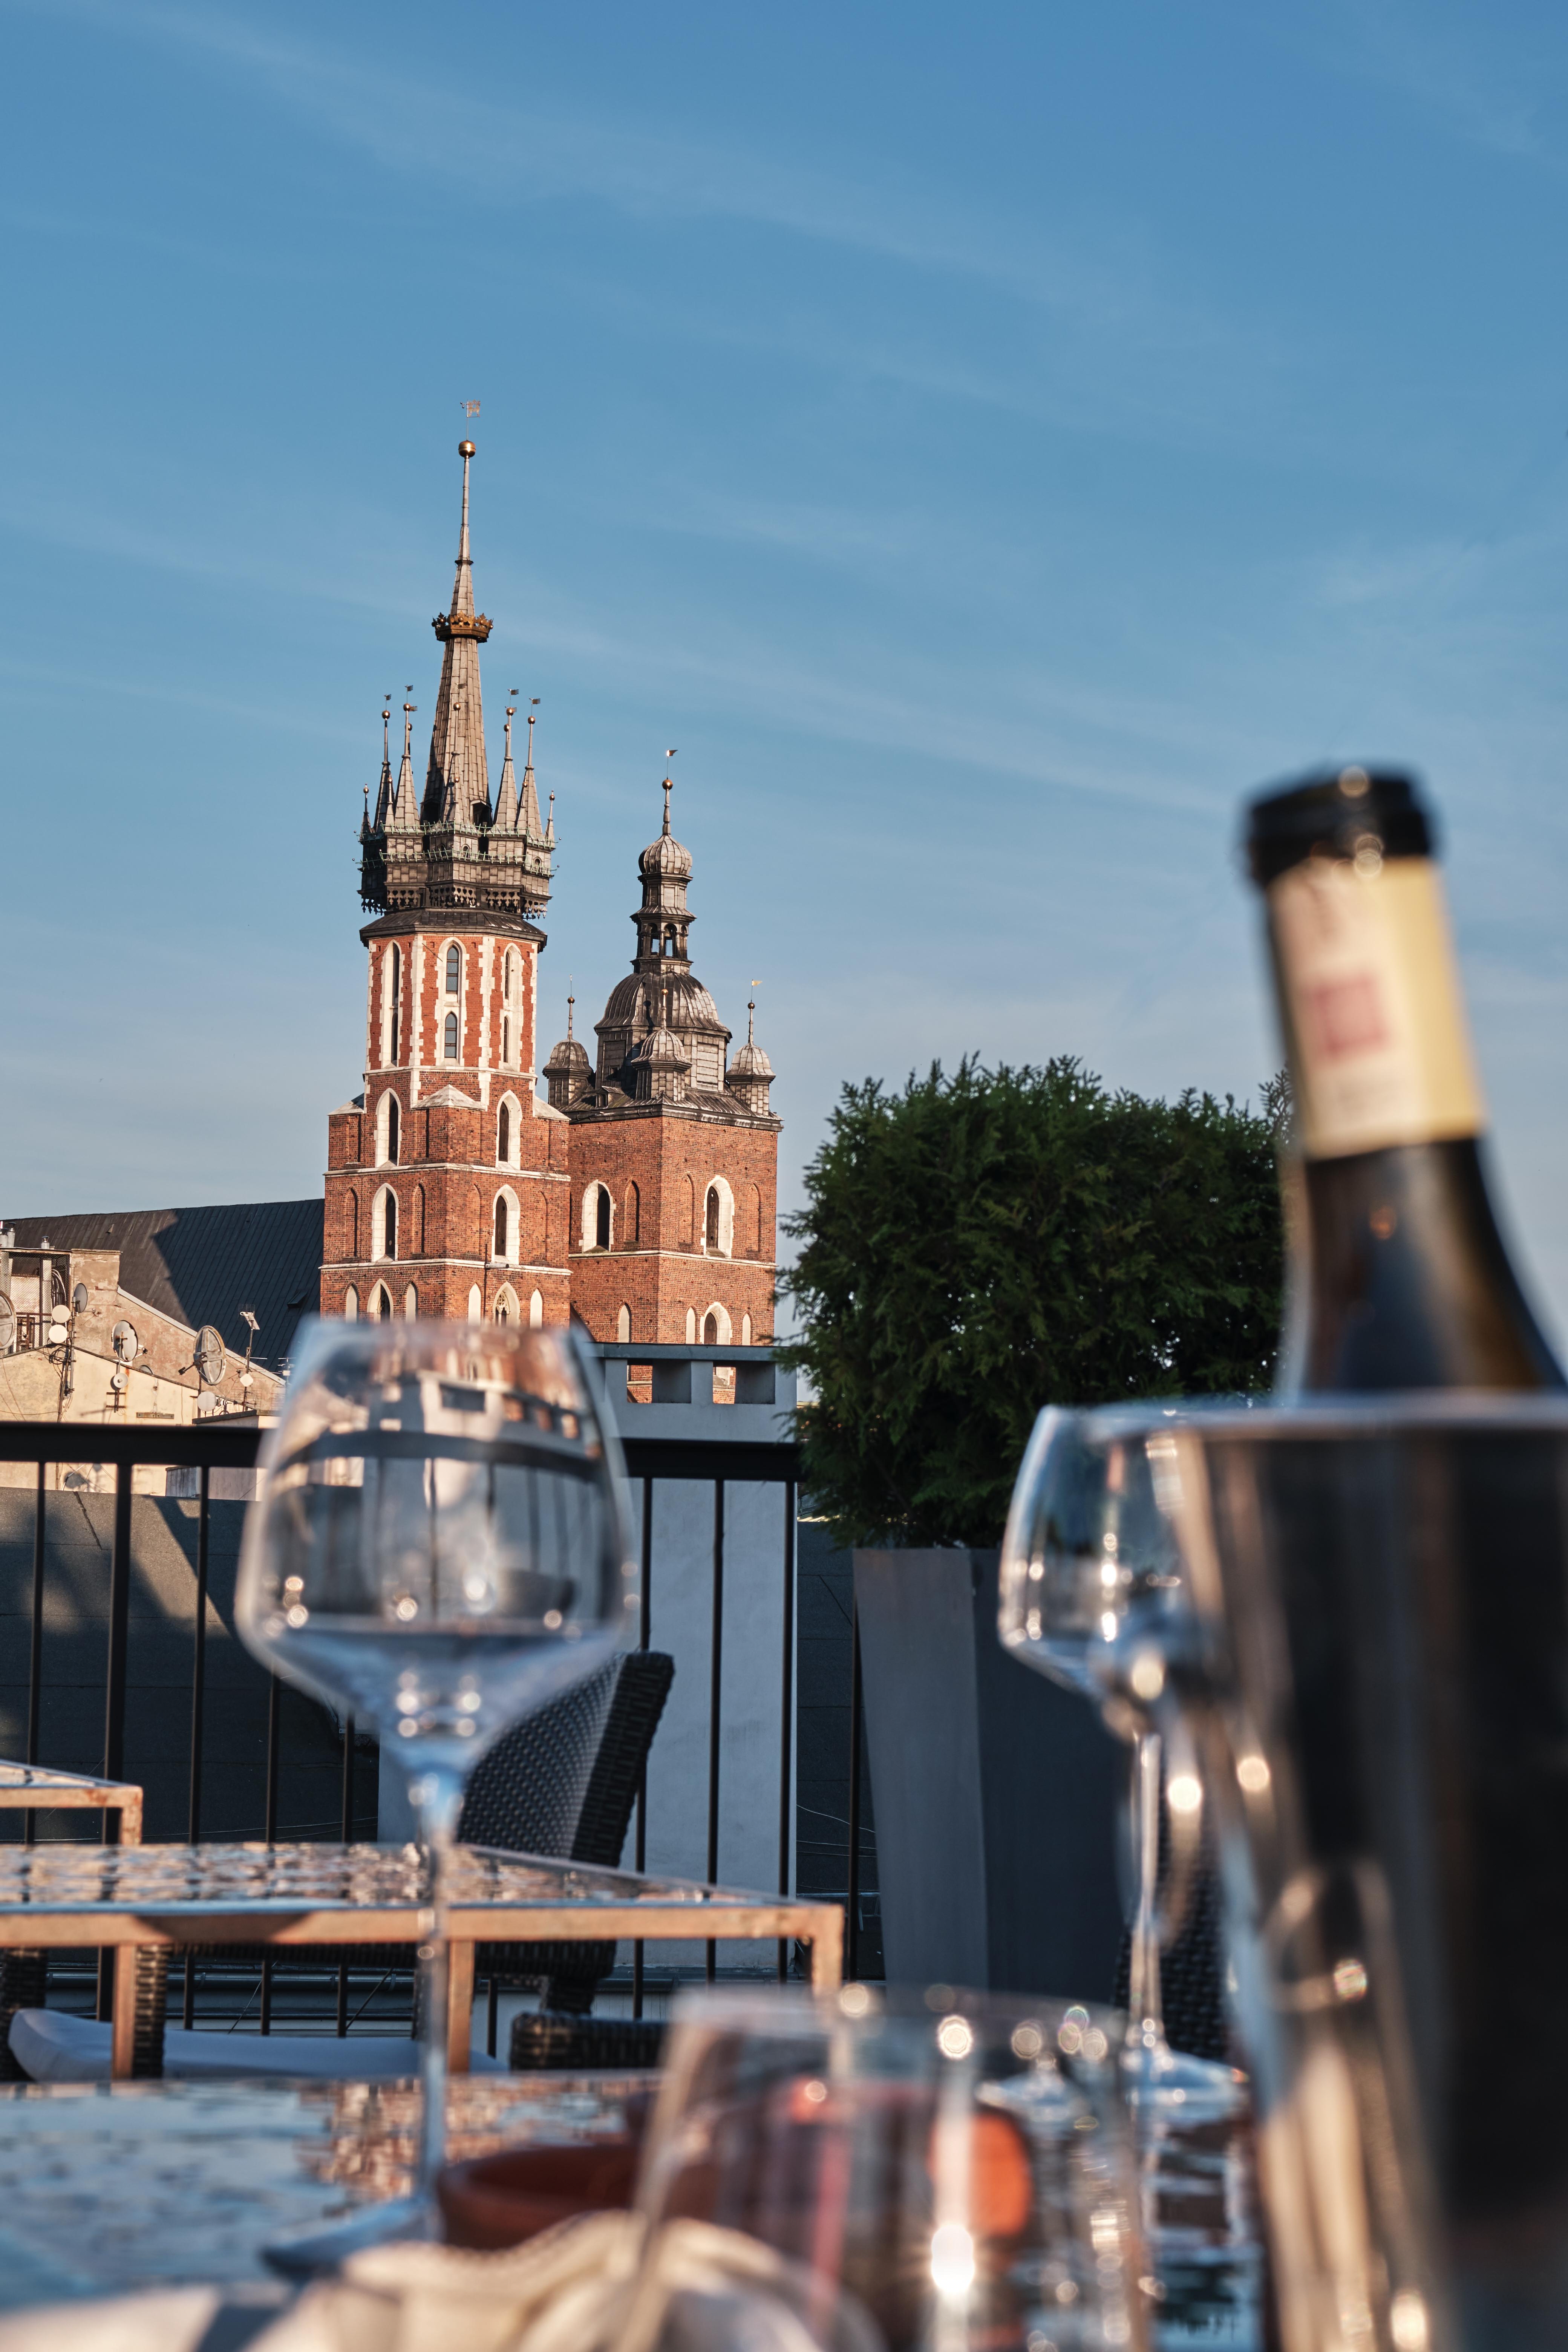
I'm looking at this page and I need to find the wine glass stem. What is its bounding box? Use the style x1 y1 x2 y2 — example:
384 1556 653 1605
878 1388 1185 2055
1128 1729 1165 2057
408 1763 466 2205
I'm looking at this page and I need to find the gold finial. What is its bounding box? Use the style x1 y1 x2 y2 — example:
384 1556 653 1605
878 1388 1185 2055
567 985 575 1043
748 983 758 1045
661 752 676 835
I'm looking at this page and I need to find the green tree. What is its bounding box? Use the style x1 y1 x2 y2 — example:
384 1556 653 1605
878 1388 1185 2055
780 1057 1283 1550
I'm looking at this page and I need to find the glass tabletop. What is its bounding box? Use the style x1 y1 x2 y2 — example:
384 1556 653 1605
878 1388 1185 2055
0 2071 1265 2344
0 2072 651 2312
0 1840 734 1918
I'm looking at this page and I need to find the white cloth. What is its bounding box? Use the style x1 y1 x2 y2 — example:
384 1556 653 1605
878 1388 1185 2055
7 2009 507 2085
0 2216 866 2352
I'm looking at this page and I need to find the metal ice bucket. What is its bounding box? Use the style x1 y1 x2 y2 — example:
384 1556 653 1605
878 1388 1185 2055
1117 1398 1568 2352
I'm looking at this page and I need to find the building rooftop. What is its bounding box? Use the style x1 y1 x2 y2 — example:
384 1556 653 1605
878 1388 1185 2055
5 1200 324 1369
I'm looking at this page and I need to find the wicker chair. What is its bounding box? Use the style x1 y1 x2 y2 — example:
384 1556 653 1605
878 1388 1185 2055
11 1651 674 2081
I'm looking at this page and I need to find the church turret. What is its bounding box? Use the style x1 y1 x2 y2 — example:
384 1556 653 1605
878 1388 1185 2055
726 995 775 1115
544 994 592 1110
357 443 554 920
326 442 572 1336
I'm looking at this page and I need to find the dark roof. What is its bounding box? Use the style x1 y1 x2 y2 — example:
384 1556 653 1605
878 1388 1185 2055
6 1201 324 1369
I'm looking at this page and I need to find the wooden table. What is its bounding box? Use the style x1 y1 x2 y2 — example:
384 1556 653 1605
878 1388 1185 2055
0 1761 143 1844
0 1841 845 2078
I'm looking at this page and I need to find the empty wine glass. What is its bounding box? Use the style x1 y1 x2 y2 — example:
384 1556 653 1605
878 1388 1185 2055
999 1408 1242 2120
614 1983 1151 2352
236 1317 637 2250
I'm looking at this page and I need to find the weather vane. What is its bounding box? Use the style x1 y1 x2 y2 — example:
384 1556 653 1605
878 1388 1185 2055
461 399 481 420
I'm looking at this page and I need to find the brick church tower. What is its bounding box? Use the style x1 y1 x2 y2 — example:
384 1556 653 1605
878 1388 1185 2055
320 443 572 1327
542 778 781 1346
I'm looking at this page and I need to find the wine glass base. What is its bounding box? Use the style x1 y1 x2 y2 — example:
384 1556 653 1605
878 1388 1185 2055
1121 2043 1246 2121
262 2194 435 2278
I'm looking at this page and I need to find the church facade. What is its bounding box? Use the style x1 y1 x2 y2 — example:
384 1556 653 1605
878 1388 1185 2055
320 443 779 1345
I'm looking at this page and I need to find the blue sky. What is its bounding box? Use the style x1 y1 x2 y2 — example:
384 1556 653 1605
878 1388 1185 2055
4 0 1568 1332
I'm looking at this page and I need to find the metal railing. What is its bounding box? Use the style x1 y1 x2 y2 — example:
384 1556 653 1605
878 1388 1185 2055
0 1354 853 2038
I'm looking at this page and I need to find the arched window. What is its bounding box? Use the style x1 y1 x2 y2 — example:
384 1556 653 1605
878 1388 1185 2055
498 1103 510 1163
596 1187 611 1250
741 1312 752 1346
529 1289 543 1328
343 1285 359 1321
372 1284 391 1321
617 1304 631 1343
444 1012 459 1060
346 1193 358 1261
386 1095 400 1164
403 1283 418 1319
494 1196 508 1260
412 1184 426 1254
626 1181 640 1245
495 1285 518 1326
705 1187 720 1250
446 944 461 993
684 1307 697 1343
381 1190 398 1260
703 1311 719 1344
467 1284 483 1320
504 949 515 994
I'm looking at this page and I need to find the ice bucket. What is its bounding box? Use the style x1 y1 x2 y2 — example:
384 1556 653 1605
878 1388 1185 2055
1133 1398 1568 2352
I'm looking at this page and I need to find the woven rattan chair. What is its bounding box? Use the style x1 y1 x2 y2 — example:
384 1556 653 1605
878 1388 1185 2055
11 1651 674 2081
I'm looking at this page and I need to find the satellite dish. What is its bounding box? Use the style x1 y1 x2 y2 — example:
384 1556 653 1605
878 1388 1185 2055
112 1320 139 1366
194 1326 225 1386
0 1294 13 1355
72 1283 88 1314
110 1368 127 1393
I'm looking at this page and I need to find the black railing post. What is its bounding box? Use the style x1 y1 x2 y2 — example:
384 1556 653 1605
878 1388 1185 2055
337 1712 356 2034
706 1479 724 1982
261 1672 282 2033
103 1463 133 1793
632 1475 652 2021
187 1466 210 1844
24 1464 46 1845
777 1477 796 1981
98 1461 134 2022
847 1596 863 1982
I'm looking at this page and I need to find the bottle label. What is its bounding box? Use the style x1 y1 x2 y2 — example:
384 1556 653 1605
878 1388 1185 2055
1267 854 1484 1158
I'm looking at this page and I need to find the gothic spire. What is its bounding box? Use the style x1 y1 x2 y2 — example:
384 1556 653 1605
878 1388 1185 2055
371 700 394 828
518 708 545 838
422 440 493 825
495 701 520 830
390 702 418 831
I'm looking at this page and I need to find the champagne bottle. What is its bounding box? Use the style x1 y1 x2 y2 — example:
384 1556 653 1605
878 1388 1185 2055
1246 765 1564 1392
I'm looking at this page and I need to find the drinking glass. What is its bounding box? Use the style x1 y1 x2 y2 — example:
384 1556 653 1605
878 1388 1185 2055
999 1409 1242 2119
235 1317 636 2249
613 1983 1151 2352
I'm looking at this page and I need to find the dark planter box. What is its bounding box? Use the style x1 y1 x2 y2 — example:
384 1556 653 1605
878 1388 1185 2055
853 1548 1124 1999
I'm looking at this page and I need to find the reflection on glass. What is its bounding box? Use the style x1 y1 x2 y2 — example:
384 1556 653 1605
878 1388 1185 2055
614 1985 1151 2352
236 1317 636 2251
999 1409 1242 2121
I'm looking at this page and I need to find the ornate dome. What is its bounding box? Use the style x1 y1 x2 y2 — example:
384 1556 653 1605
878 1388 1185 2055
545 1035 591 1076
600 970 723 1032
639 775 692 881
728 1036 773 1079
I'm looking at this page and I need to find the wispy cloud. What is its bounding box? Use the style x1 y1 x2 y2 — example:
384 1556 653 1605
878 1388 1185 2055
17 0 1289 448
1285 0 1557 162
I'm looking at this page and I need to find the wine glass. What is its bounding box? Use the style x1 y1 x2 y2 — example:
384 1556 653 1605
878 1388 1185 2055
999 1408 1242 2120
614 1983 1151 2352
236 1317 636 2251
